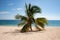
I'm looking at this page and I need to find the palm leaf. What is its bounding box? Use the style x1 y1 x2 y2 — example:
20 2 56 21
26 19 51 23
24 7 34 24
15 14 28 21
18 22 25 26
29 3 31 10
25 3 28 13
36 18 48 24
15 14 21 19
20 16 27 21
25 3 30 17
25 3 27 10
31 6 41 14
35 18 48 28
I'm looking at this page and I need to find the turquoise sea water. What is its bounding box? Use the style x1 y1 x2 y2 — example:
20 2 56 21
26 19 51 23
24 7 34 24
0 20 60 26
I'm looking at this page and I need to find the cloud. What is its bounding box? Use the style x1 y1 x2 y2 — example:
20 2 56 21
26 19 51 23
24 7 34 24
16 8 23 11
8 3 14 6
12 8 23 11
0 11 9 14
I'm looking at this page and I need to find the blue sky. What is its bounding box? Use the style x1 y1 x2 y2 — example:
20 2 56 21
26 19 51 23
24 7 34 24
0 0 60 20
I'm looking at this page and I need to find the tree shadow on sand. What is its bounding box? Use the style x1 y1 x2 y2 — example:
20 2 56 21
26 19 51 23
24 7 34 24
2 29 45 36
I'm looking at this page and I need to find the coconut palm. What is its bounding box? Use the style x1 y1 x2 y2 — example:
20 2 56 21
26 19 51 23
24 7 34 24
15 3 48 32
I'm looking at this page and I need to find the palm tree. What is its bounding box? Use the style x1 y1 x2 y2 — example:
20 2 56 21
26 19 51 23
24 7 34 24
15 3 48 32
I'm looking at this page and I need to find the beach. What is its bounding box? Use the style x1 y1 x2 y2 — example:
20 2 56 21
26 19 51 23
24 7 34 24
0 26 60 40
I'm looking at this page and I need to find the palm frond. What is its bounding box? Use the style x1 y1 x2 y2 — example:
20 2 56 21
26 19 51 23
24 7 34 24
25 3 28 13
35 18 48 28
25 3 30 17
36 18 48 24
15 14 28 21
18 22 25 26
25 3 27 10
20 15 28 21
31 6 41 14
15 14 20 19
29 3 31 10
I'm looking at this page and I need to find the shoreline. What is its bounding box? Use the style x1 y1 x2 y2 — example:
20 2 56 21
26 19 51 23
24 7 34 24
0 26 60 40
0 25 60 27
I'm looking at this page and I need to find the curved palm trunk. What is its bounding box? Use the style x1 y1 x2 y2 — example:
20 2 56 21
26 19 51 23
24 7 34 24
29 24 32 31
21 19 32 32
35 25 42 31
21 23 29 32
28 18 32 31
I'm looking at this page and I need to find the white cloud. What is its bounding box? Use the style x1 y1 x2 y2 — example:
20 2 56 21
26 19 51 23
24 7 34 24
12 8 23 11
8 3 14 6
16 8 23 11
0 11 9 14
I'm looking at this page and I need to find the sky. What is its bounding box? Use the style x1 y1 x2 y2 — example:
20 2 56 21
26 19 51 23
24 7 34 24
0 0 60 20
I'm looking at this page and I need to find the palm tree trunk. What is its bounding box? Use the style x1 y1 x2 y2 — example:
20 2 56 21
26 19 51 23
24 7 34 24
29 24 32 31
21 24 30 32
28 18 32 31
35 25 42 31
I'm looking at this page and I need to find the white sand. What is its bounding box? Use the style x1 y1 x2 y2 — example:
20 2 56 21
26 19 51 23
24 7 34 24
0 26 60 40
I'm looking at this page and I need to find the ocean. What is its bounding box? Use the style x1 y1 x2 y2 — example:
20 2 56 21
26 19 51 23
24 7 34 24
0 20 60 26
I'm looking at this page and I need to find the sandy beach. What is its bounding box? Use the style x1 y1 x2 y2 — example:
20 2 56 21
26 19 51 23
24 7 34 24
0 26 60 40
